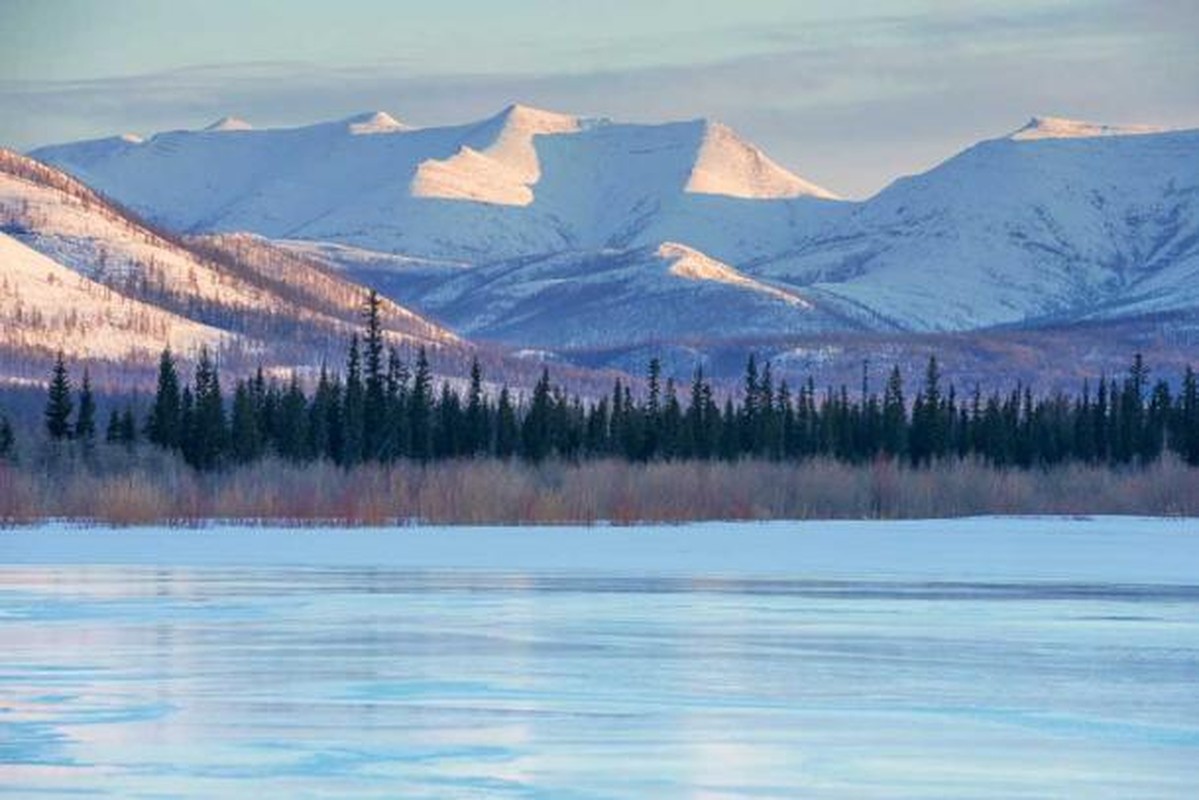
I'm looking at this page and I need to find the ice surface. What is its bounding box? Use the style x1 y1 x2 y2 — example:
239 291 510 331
1 518 1197 798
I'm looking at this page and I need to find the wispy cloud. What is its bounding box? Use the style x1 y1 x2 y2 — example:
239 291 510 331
3 0 1195 197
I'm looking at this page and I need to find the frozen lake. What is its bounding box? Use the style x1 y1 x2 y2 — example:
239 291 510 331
2 518 1198 798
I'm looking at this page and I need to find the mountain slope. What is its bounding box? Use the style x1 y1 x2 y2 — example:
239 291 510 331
0 231 226 361
25 112 1199 365
341 242 859 350
0 149 457 374
756 120 1199 330
31 105 839 263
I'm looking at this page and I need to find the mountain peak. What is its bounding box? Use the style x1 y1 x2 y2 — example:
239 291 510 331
493 102 579 130
1009 115 1162 141
344 111 405 135
685 119 839 200
656 241 814 308
204 116 253 132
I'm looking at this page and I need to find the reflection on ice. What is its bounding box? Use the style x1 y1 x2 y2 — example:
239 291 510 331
1 520 1198 798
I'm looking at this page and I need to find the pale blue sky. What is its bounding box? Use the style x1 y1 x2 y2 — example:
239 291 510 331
2 0 1196 196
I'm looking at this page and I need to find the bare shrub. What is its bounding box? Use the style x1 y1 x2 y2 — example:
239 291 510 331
2 456 1198 527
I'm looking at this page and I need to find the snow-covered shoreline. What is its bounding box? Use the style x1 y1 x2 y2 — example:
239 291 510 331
3 516 1196 584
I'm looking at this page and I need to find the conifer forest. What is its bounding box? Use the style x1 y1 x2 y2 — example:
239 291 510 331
7 292 1199 473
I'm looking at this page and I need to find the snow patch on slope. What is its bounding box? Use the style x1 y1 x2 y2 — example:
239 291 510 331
685 121 838 200
1010 116 1163 141
344 111 406 135
658 242 812 308
0 232 227 359
411 104 580 206
204 116 253 132
0 168 268 310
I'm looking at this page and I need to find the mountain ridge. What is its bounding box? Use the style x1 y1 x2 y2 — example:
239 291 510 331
19 108 1199 372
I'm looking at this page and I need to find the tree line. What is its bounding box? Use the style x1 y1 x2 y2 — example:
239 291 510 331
14 291 1199 471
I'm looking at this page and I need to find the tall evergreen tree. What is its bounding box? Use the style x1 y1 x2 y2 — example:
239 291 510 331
362 291 387 460
230 380 263 464
382 347 408 461
909 356 944 465
465 357 486 456
341 335 365 465
881 366 906 458
495 386 518 458
44 351 73 441
0 413 15 461
74 369 96 447
1176 366 1199 465
740 354 759 453
408 347 433 460
119 406 137 448
434 381 462 458
147 349 182 449
187 347 227 470
106 409 123 445
308 364 336 462
644 357 662 459
522 368 554 461
276 374 309 461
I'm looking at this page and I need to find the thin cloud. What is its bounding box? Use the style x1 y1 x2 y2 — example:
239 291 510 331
3 0 1195 197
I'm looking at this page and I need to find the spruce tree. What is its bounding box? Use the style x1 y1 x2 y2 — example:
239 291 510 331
685 367 706 459
179 386 196 464
1178 366 1199 465
661 378 682 459
230 380 263 464
147 349 182 449
119 407 137 448
495 386 518 458
308 364 334 461
188 347 227 470
74 369 96 447
0 413 15 461
106 409 123 445
644 358 662 459
465 357 486 456
435 381 461 458
585 396 610 457
909 356 944 465
881 366 906 458
44 351 73 441
757 361 777 458
522 368 553 461
740 354 759 453
277 374 309 461
341 335 365 465
362 291 386 460
408 347 433 461
719 397 739 461
382 347 408 461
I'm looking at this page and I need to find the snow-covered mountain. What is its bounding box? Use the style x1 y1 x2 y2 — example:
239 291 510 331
758 118 1199 330
380 242 864 350
0 230 226 362
31 104 840 264
0 149 456 376
25 109 1199 362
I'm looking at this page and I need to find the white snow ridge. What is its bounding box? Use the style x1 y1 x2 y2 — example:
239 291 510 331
685 120 838 200
411 104 581 206
204 116 253 132
25 109 1199 351
1009 115 1163 141
658 242 812 308
345 111 406 135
